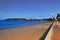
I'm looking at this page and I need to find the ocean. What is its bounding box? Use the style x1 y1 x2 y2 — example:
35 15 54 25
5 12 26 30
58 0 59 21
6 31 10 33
0 20 43 28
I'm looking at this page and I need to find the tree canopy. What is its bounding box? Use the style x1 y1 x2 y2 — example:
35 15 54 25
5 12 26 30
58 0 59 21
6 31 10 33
56 13 60 22
56 13 60 19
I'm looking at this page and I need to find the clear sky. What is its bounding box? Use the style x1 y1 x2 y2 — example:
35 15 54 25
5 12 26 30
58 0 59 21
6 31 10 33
0 0 60 19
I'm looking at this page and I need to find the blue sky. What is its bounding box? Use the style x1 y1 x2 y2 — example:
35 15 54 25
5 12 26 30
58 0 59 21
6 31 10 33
0 0 60 19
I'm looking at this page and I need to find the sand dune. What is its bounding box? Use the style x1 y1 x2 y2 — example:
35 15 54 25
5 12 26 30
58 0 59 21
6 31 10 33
0 22 52 40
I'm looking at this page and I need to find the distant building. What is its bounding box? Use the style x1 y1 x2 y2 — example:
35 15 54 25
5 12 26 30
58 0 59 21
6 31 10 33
25 18 31 20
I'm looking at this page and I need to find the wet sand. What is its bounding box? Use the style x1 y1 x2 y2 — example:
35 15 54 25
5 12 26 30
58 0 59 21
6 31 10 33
0 22 52 40
51 22 60 40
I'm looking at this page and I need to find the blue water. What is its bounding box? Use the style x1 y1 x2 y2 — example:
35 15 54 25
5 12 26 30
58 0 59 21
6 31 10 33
0 20 43 28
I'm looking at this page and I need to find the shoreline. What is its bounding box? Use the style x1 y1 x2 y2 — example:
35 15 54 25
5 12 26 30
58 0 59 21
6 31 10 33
0 22 52 30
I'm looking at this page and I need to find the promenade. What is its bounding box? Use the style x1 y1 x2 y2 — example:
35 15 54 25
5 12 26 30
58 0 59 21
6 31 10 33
51 22 60 40
44 21 60 40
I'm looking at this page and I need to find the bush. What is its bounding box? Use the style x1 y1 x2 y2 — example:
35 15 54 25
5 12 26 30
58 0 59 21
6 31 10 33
57 18 60 22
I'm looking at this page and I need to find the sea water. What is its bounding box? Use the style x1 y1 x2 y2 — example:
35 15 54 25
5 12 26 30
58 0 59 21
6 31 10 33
0 20 43 28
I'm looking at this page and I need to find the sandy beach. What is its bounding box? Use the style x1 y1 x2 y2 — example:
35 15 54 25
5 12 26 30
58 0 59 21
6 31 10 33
0 22 52 40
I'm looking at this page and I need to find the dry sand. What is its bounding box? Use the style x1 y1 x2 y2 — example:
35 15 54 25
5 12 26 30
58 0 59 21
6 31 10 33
0 22 52 40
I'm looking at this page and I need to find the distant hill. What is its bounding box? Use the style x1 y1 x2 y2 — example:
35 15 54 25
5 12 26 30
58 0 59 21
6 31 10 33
5 18 41 21
5 18 29 21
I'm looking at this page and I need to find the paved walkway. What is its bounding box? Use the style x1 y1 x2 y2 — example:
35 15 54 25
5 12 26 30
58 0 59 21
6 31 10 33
51 22 60 40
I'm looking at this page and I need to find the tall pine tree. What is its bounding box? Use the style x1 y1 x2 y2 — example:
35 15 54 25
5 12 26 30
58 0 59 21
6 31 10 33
56 13 60 22
56 13 60 19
